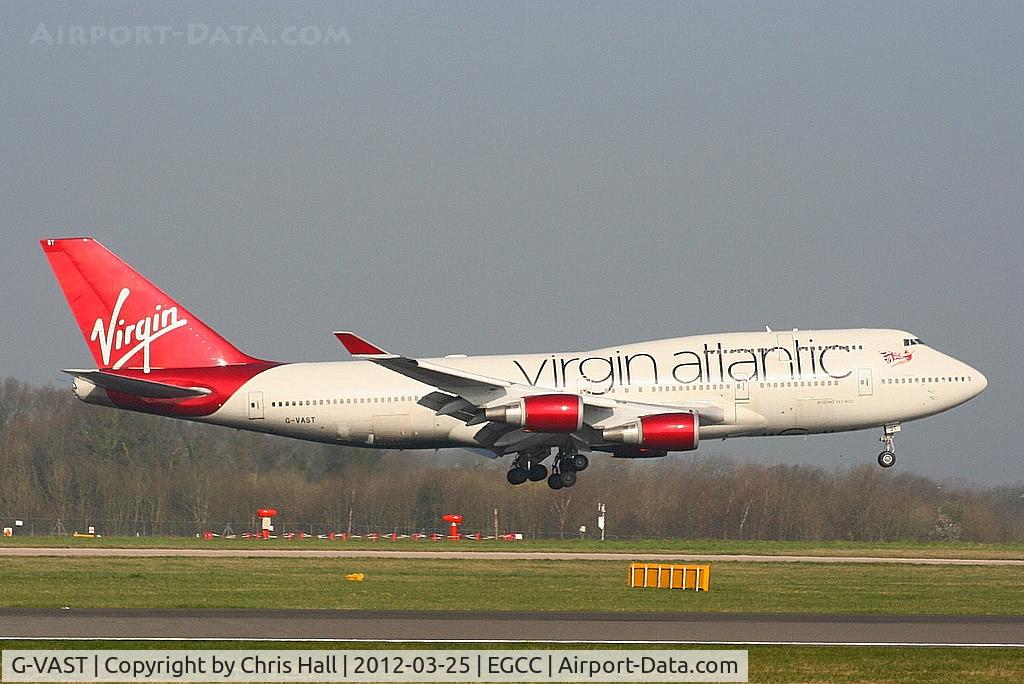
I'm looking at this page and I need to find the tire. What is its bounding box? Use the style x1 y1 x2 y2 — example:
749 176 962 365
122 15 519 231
571 454 589 472
547 473 564 490
507 467 529 485
877 451 896 468
560 470 577 487
528 463 548 482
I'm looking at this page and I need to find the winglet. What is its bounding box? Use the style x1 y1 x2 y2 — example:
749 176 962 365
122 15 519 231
333 331 396 358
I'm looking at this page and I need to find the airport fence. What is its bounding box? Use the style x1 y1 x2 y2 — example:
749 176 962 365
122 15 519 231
1 517 571 540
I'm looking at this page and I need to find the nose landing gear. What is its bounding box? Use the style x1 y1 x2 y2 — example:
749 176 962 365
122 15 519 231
877 423 900 468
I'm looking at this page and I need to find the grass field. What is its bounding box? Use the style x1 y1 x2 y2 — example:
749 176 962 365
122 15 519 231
4 535 1024 559
3 540 1022 682
1 641 1022 683
1 556 1022 614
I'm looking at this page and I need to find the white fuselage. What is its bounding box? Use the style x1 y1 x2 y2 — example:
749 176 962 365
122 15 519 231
164 328 984 451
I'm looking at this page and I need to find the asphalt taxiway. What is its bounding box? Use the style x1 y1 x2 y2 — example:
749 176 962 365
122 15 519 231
2 609 1021 646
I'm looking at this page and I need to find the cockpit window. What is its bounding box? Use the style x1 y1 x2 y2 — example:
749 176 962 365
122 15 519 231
903 338 923 346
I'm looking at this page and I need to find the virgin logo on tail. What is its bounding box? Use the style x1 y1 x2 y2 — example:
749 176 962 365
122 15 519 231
90 288 188 373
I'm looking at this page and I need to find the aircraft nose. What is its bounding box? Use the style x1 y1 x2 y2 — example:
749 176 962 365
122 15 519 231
974 368 988 394
960 362 987 398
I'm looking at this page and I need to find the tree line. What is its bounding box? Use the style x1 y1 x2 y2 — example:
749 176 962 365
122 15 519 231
1 378 1021 541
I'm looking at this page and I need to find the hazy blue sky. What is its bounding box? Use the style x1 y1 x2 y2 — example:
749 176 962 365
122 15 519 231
2 2 1021 484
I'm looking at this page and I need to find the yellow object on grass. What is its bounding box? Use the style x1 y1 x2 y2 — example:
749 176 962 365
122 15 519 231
628 563 710 591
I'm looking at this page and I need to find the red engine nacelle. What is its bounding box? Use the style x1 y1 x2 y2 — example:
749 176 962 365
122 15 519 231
602 412 699 451
484 393 583 432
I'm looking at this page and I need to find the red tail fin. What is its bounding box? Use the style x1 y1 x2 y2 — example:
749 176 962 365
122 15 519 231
41 238 261 372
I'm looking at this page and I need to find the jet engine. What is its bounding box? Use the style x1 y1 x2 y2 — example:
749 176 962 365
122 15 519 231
484 393 583 432
602 412 699 451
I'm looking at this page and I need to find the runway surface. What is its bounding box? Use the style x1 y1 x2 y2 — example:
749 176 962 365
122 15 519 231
2 547 1022 565
2 609 1021 646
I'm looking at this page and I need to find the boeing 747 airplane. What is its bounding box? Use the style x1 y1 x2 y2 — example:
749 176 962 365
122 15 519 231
42 238 986 489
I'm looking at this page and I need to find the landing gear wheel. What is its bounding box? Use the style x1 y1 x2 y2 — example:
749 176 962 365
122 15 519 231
547 473 564 490
560 470 578 487
877 423 900 468
506 467 529 485
571 454 589 472
528 463 548 482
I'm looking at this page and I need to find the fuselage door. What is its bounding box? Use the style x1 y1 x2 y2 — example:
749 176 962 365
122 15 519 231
577 377 595 396
734 379 750 403
857 369 873 397
248 391 265 419
776 333 793 361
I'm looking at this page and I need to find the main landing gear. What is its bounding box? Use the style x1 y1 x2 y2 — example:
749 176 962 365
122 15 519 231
877 422 900 468
506 449 549 486
546 447 588 490
505 446 589 489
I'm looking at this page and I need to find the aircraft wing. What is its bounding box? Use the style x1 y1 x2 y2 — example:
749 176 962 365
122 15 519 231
334 331 727 455
334 332 509 405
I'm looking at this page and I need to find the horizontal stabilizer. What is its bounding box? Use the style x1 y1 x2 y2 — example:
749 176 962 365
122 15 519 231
63 369 212 399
